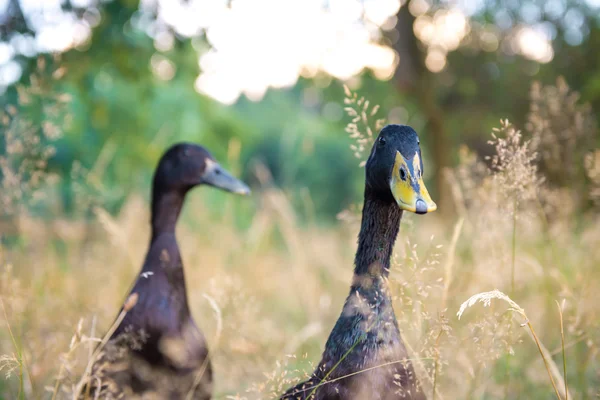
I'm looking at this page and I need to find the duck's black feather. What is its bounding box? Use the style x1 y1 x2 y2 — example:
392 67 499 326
88 143 247 399
281 125 428 400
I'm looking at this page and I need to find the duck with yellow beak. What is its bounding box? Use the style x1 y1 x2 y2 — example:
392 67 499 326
282 125 435 400
369 124 437 215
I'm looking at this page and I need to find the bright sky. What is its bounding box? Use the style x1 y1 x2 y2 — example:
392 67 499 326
0 0 597 101
140 0 402 104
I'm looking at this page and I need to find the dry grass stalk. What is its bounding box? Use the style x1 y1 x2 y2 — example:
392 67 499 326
0 297 31 398
441 218 464 309
585 150 600 207
342 84 386 166
555 300 568 400
527 77 597 194
431 324 445 400
185 294 223 400
72 293 138 399
458 290 569 400
51 319 85 400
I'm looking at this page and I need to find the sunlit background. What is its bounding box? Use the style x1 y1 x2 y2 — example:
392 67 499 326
0 0 600 95
1 0 599 212
2 0 599 97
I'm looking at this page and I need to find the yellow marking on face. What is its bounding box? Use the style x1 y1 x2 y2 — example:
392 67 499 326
389 151 437 214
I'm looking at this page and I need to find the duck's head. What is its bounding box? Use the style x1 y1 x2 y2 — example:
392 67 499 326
153 143 250 195
365 124 436 214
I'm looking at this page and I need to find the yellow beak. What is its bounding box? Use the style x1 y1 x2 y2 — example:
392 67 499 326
389 151 437 214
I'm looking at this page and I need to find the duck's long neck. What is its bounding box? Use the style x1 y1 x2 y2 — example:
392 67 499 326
150 188 186 242
353 191 402 278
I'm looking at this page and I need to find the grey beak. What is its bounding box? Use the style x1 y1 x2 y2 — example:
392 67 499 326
202 161 250 195
415 199 427 215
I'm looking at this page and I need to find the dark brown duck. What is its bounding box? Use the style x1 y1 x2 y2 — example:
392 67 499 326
88 143 250 400
281 125 436 400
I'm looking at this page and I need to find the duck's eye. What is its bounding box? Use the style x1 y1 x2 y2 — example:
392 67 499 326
378 137 386 146
400 167 407 181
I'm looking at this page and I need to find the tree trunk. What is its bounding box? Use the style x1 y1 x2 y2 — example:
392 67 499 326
391 1 453 216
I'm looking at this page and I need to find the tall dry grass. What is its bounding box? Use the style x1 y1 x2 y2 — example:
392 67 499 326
1 76 599 399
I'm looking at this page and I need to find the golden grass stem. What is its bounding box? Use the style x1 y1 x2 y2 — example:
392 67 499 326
441 218 464 310
510 198 517 295
555 300 568 400
51 363 65 400
52 319 84 400
458 290 570 400
186 294 223 400
432 327 444 400
72 294 136 400
403 336 445 400
549 334 589 356
1 297 32 399
525 320 562 400
84 317 97 400
524 323 572 400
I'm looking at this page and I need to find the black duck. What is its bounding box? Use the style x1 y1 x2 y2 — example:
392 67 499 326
281 125 436 400
87 143 250 400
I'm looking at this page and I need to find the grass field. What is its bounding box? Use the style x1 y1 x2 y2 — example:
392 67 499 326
1 84 599 399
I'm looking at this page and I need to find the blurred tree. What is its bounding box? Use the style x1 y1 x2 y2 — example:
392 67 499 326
386 0 600 214
1 0 599 221
391 1 452 214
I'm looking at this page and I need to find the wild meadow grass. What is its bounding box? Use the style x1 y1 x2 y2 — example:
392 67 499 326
1 73 599 399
